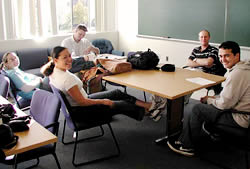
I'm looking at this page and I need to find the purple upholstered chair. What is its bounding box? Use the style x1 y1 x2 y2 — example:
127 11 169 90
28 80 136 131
1 89 61 169
0 74 10 99
50 84 120 167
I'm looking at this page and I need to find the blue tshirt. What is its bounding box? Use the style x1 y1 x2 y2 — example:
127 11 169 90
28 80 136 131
5 68 40 99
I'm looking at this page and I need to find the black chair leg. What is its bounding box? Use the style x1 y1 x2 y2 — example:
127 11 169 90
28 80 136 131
124 87 127 93
245 151 249 169
13 155 17 169
61 119 104 145
107 123 121 155
104 81 107 90
143 91 147 102
52 153 62 169
12 155 39 169
72 123 120 167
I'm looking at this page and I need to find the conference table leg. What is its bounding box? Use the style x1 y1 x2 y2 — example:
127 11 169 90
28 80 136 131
13 154 17 169
154 96 184 145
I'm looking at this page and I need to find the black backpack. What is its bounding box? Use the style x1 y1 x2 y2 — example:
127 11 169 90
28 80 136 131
127 49 159 70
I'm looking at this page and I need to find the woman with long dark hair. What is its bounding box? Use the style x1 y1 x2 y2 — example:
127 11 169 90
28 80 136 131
42 46 153 122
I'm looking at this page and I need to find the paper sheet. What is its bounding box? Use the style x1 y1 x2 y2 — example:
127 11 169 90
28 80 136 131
98 55 127 60
186 77 215 85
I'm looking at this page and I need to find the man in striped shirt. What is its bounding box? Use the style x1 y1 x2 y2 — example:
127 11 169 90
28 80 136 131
186 30 226 95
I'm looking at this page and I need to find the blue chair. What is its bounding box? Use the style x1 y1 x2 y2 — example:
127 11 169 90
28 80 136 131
1 89 61 169
92 38 124 56
50 84 120 167
0 74 10 99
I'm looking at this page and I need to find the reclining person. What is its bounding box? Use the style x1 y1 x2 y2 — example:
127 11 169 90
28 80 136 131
0 52 51 100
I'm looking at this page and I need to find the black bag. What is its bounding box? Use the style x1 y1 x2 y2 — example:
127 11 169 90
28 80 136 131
8 119 30 132
0 124 18 149
7 115 31 132
0 104 16 123
127 48 159 70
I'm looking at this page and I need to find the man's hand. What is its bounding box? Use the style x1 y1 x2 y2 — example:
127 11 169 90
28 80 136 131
200 95 215 103
83 47 92 55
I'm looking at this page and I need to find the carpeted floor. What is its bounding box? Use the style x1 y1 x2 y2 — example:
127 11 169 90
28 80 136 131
0 86 245 169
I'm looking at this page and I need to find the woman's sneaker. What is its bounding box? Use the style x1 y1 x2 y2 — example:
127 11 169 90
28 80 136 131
149 95 167 112
152 114 162 122
150 109 162 122
167 140 195 157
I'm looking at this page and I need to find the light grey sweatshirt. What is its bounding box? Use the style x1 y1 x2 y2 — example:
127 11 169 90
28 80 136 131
207 60 250 128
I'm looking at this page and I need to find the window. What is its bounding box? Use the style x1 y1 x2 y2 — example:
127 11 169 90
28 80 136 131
0 0 97 40
12 0 54 39
57 0 96 34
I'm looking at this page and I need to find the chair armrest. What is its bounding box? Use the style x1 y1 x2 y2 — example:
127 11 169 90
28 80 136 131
45 121 59 136
112 50 125 56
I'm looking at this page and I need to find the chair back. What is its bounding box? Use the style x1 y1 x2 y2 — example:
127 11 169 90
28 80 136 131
0 74 10 98
127 52 136 57
50 84 76 130
30 89 61 133
92 38 114 54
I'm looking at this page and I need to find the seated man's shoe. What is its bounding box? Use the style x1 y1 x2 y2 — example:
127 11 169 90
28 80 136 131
167 140 195 157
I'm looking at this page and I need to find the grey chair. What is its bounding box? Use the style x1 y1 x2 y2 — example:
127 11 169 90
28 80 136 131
200 110 250 169
92 38 124 56
50 84 120 167
16 48 49 77
0 89 61 169
0 74 10 99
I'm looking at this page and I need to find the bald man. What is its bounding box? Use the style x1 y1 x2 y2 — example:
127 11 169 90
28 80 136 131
186 30 226 95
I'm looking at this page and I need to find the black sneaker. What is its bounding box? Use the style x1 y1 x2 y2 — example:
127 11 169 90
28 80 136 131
167 140 195 157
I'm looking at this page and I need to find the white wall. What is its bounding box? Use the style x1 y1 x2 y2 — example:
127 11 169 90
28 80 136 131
117 0 250 67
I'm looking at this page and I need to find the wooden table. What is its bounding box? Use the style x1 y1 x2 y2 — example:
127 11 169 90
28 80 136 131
0 96 57 157
103 68 226 144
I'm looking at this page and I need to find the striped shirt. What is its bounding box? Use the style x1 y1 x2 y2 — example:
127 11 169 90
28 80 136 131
188 45 224 75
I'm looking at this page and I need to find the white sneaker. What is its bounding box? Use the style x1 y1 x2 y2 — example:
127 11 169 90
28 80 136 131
149 95 167 112
150 109 163 122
